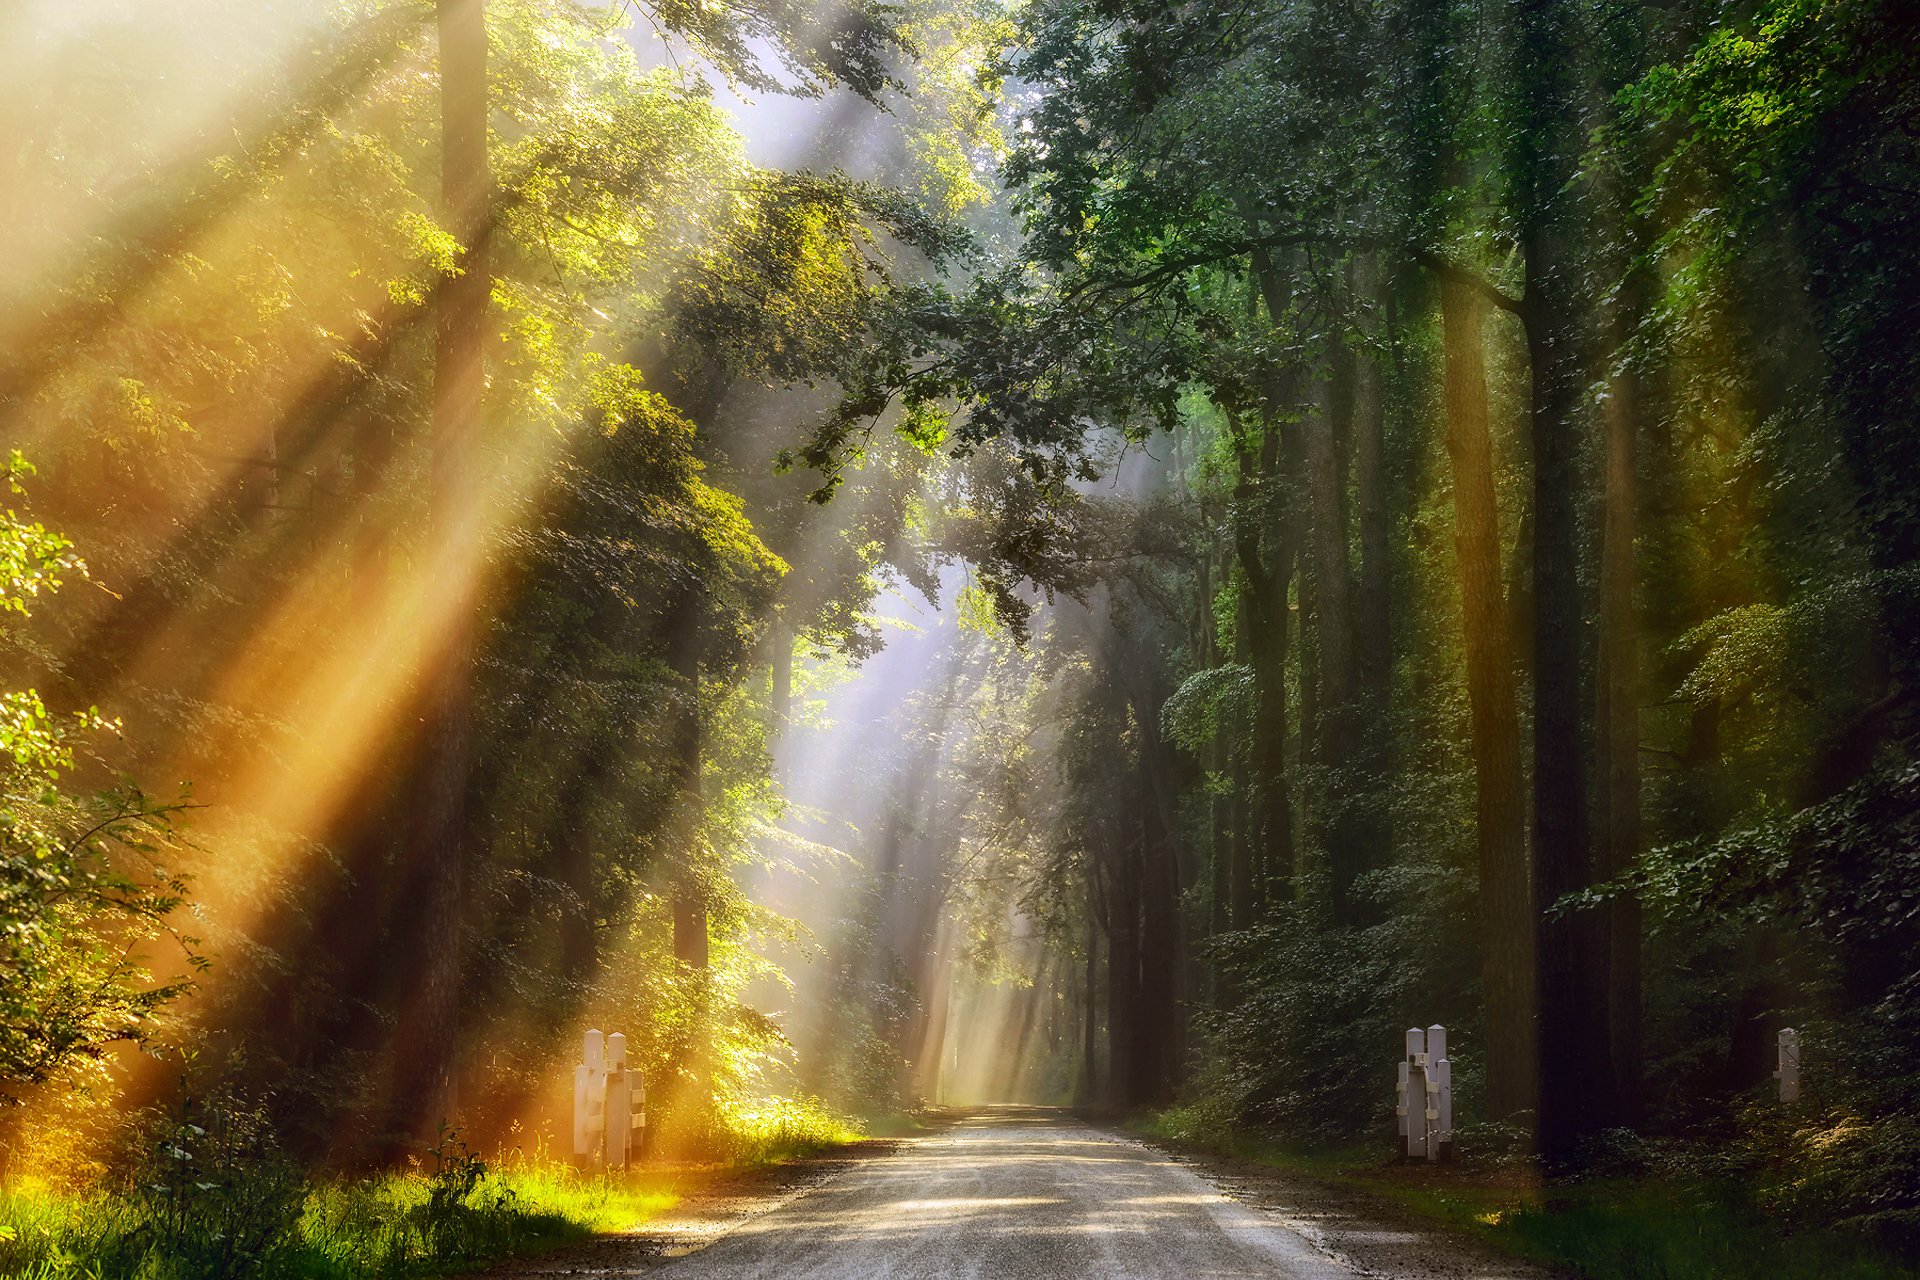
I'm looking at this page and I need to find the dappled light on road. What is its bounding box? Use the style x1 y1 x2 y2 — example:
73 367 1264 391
640 1110 1538 1279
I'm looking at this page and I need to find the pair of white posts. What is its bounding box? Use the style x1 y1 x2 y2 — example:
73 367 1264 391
1776 1027 1801 1103
573 1029 647 1169
1397 1025 1453 1162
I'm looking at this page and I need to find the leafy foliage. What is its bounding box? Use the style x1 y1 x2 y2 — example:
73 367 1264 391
0 470 195 1104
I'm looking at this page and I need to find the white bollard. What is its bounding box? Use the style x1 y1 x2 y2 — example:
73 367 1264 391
1776 1027 1801 1103
1427 1025 1452 1163
605 1033 631 1169
574 1029 606 1159
1406 1062 1430 1160
1400 1028 1427 1160
1396 1059 1411 1156
1397 1026 1459 1164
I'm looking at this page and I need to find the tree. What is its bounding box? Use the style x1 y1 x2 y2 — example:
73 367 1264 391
0 457 195 1109
391 0 491 1147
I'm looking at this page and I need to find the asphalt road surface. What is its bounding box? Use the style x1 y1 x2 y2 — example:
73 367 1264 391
649 1108 1528 1279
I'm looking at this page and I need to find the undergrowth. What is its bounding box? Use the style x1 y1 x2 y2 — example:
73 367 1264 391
1136 1108 1920 1280
0 1158 677 1280
0 1092 861 1279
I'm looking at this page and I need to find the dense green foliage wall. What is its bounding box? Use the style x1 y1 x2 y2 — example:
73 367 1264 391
794 0 1920 1239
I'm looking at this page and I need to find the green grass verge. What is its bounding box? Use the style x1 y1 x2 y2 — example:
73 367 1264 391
1 1095 871 1278
0 1164 680 1280
1362 1173 1914 1280
1131 1113 1919 1280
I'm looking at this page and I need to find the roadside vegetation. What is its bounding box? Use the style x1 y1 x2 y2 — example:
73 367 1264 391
0 1094 861 1280
1139 1110 1920 1280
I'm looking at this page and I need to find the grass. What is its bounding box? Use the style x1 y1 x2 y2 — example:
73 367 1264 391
1363 1171 1915 1280
0 1096 870 1280
0 1088 878 1279
0 1163 681 1280
697 1097 865 1165
1132 1113 1920 1280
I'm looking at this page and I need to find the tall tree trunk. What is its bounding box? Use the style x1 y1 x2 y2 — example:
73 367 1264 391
1353 266 1394 718
1244 248 1302 911
1133 681 1183 1104
1513 0 1612 1148
395 0 486 1144
669 597 708 971
1503 0 1617 1163
1103 829 1142 1106
1204 532 1231 976
1595 360 1643 1123
1525 280 1610 1164
1311 347 1364 922
1440 278 1538 1120
1229 414 1293 914
1081 881 1099 1104
1299 565 1319 771
770 620 793 786
1352 264 1397 918
913 930 953 1104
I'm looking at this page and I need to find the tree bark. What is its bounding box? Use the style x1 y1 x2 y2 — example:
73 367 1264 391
1353 268 1393 718
1509 0 1615 1164
1133 681 1183 1104
1595 361 1643 1123
1229 410 1293 914
770 620 793 786
1518 217 1611 1172
394 0 486 1145
1081 880 1099 1104
668 591 709 970
1103 828 1142 1105
1440 278 1537 1120
1311 337 1364 922
1243 248 1302 912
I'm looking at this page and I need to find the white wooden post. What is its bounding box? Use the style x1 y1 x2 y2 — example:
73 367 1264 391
1776 1027 1801 1103
1402 1028 1428 1161
1398 1027 1424 1159
1396 1058 1411 1157
1428 1024 1453 1163
573 1029 606 1160
605 1032 631 1169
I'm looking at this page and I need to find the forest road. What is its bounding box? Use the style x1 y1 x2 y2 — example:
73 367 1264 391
639 1107 1543 1279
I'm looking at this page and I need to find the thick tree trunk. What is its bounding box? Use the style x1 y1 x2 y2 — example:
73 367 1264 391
913 933 953 1104
1511 0 1612 1164
555 754 611 984
1353 270 1394 717
1133 683 1183 1104
1299 564 1319 771
1230 418 1294 914
1521 258 1611 1167
394 0 486 1145
669 604 708 970
1311 347 1364 922
1243 249 1303 912
1595 362 1643 1123
1081 884 1099 1104
1103 832 1142 1106
1351 266 1396 920
1440 279 1537 1120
